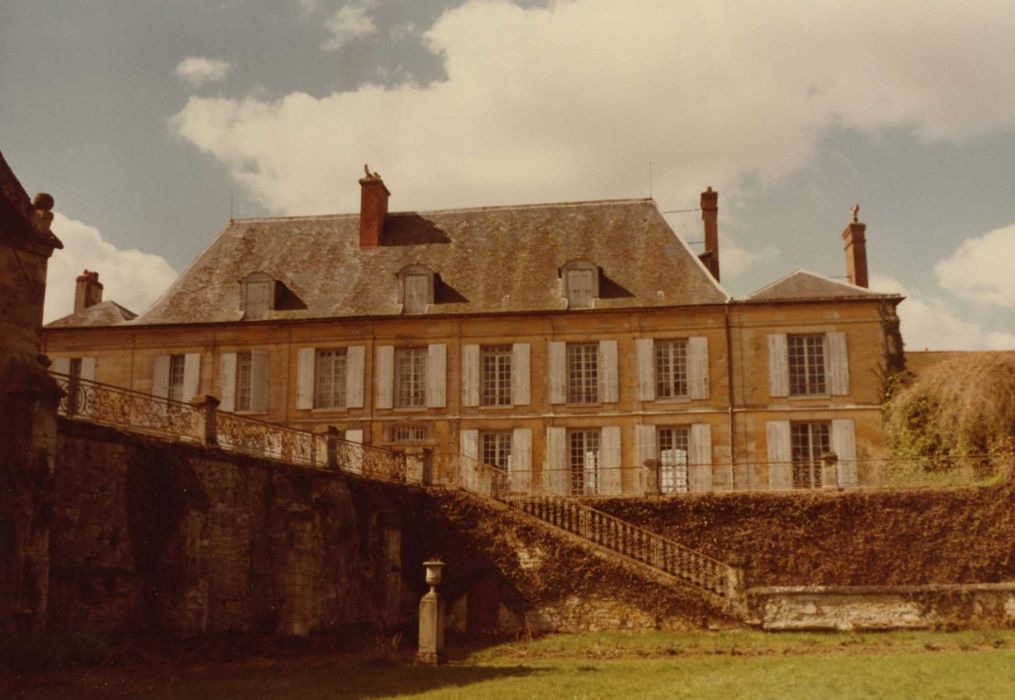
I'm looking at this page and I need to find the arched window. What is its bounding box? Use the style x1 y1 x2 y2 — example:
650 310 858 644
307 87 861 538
240 272 276 319
560 259 599 309
397 265 434 314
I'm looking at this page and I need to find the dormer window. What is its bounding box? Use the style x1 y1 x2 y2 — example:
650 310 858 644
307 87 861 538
397 265 434 314
561 259 599 309
241 272 276 319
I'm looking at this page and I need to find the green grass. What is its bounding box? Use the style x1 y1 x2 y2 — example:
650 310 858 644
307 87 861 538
8 629 1015 700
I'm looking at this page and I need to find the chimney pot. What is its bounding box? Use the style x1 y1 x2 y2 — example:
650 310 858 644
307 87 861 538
699 187 719 281
842 207 869 288
74 269 103 312
359 166 389 249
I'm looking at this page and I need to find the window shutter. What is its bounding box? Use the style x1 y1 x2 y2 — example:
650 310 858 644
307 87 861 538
600 426 622 496
548 341 566 404
80 357 96 382
599 340 619 403
545 426 568 495
688 336 710 399
689 423 713 492
511 428 532 494
183 353 201 402
827 332 850 396
219 353 237 412
511 343 531 405
297 348 316 409
345 346 365 408
832 419 858 487
344 428 364 473
426 343 447 408
345 428 363 444
152 354 171 399
460 428 479 462
53 357 71 376
461 344 480 407
250 350 270 413
635 424 657 467
768 334 789 397
766 420 792 489
375 346 394 409
635 338 655 401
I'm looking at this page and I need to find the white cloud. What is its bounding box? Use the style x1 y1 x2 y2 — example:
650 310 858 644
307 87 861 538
174 56 233 88
720 238 778 279
934 224 1015 307
44 214 178 323
171 0 1015 219
870 275 1015 351
322 1 378 51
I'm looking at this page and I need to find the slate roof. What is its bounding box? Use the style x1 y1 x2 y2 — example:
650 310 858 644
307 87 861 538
47 300 138 328
746 269 898 302
135 198 728 325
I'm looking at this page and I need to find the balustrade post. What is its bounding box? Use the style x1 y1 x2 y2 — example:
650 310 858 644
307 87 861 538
421 448 435 486
726 559 747 602
192 395 220 446
643 459 661 496
326 426 340 470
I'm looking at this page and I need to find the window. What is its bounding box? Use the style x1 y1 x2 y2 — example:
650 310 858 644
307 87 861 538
395 347 427 408
168 354 186 402
567 342 599 404
481 431 512 469
315 349 347 409
788 334 826 395
561 260 599 309
481 345 512 406
391 424 429 443
398 265 435 314
658 426 690 493
235 351 253 411
655 339 688 399
241 272 275 319
791 421 830 489
568 429 600 495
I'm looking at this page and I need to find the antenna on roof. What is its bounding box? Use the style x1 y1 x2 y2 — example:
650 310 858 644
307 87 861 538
648 161 653 198
230 187 235 222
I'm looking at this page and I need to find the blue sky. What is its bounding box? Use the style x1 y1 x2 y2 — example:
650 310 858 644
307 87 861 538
2 0 1013 348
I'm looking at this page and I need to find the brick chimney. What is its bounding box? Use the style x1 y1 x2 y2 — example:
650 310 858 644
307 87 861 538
699 187 719 281
842 204 868 288
74 270 103 312
358 165 389 249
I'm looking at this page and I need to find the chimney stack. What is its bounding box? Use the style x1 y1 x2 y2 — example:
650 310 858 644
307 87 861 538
358 165 389 249
842 204 868 288
699 187 719 281
74 270 103 312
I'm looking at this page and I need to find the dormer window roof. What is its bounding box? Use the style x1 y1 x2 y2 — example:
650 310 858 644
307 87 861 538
397 265 435 314
241 271 276 319
561 259 599 309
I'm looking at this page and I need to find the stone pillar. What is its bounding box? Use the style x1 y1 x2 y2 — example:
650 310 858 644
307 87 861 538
416 560 446 665
643 459 661 495
421 447 434 485
192 395 220 446
326 426 340 470
822 452 839 490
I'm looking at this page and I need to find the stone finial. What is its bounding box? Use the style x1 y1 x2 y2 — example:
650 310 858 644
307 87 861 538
33 192 55 231
851 203 860 224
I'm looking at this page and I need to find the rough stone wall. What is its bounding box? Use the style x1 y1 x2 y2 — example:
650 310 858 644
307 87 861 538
45 419 426 639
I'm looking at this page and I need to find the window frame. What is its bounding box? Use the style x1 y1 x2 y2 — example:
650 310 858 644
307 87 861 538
654 338 689 400
314 348 348 409
480 344 513 407
240 271 276 319
390 423 430 444
657 425 690 494
787 333 827 396
567 428 601 496
235 350 254 412
566 341 599 404
397 265 435 315
790 420 831 489
480 430 513 469
168 354 186 403
394 346 427 409
560 259 599 309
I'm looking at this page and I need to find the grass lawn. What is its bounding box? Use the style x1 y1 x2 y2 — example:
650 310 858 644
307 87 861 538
7 629 1015 699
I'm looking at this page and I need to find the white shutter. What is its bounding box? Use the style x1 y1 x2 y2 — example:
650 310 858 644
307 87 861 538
600 426 622 496
767 420 792 489
827 332 850 396
297 348 316 409
832 419 858 487
152 354 171 399
635 424 657 467
599 340 619 403
461 344 480 407
545 426 568 495
345 346 365 408
635 338 655 401
183 353 201 402
345 428 363 444
250 350 270 413
426 343 447 408
689 423 713 492
375 346 394 409
53 357 71 376
80 356 96 382
460 428 479 462
219 352 237 412
511 343 531 405
510 428 532 494
768 334 789 398
344 428 364 474
688 336 710 399
548 341 566 404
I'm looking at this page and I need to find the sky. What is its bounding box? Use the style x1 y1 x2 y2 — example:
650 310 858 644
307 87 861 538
1 0 1013 350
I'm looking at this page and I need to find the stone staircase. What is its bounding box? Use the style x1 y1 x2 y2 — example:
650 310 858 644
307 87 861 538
51 372 748 621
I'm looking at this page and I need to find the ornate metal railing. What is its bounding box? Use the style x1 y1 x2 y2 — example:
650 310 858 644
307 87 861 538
216 410 328 468
51 372 205 443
